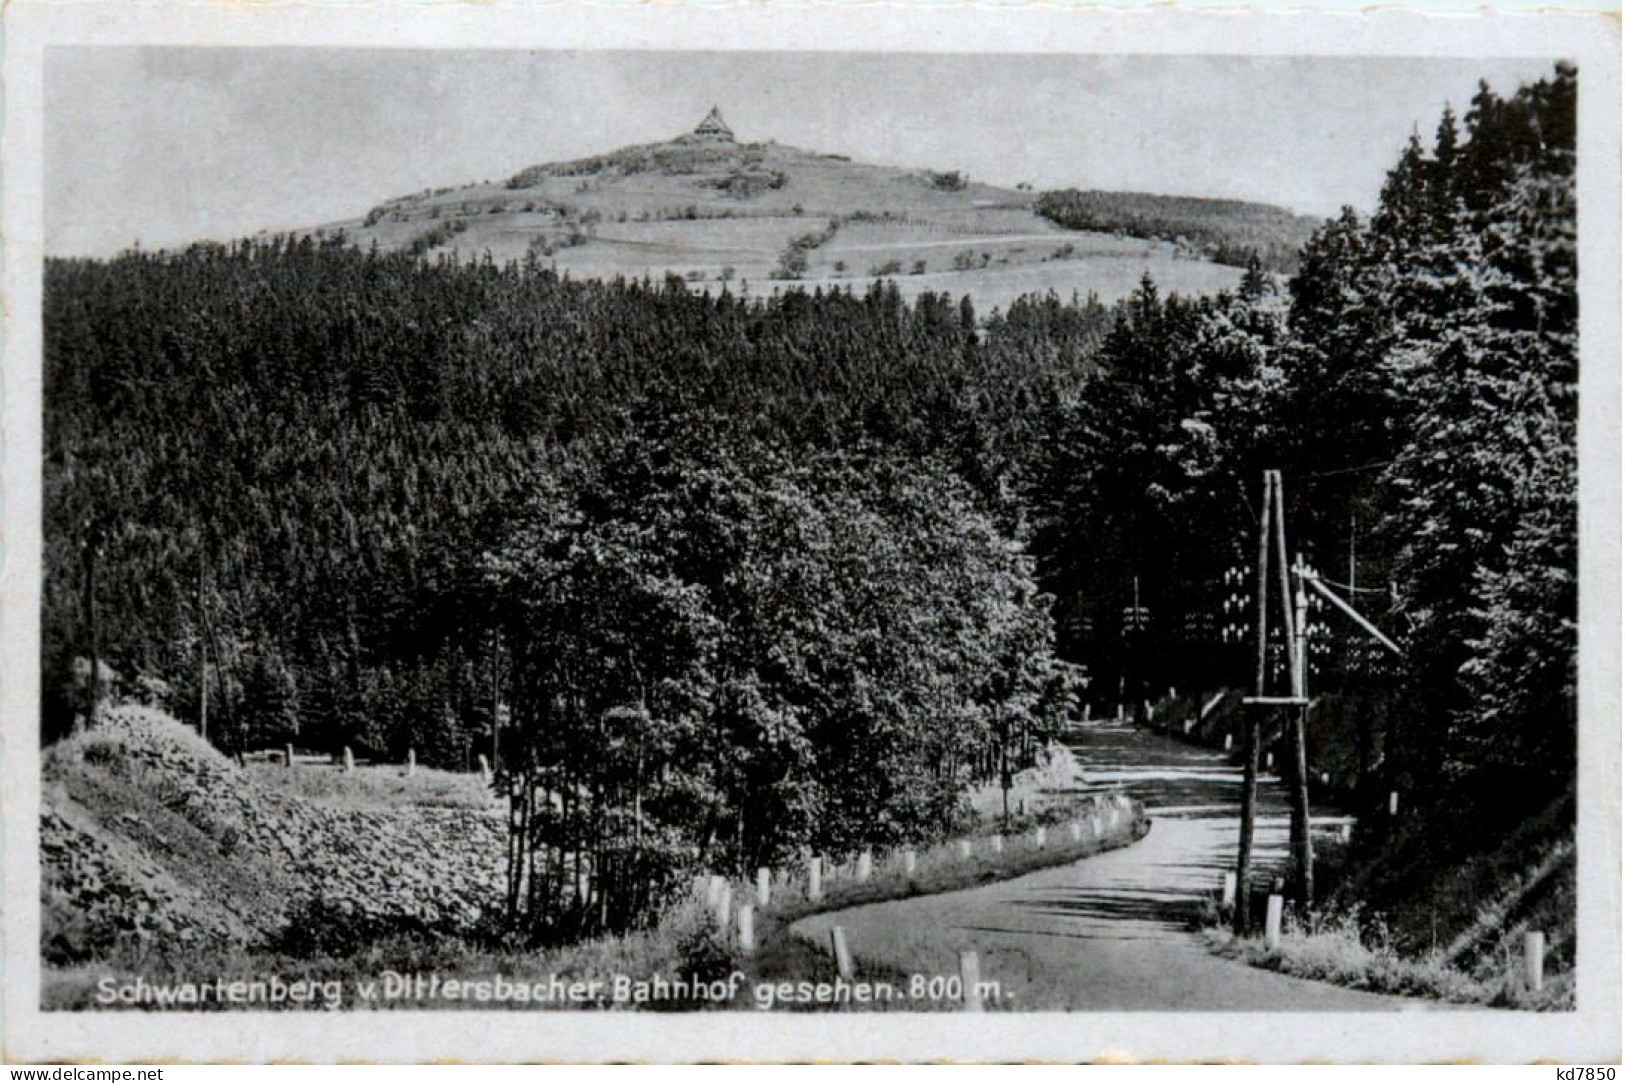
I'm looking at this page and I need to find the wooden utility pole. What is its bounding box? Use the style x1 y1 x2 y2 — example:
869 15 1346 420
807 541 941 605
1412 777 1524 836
1233 471 1272 935
1287 550 1315 909
1271 478 1314 910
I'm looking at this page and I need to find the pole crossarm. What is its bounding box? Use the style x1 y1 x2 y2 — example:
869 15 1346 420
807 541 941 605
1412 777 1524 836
1294 567 1404 657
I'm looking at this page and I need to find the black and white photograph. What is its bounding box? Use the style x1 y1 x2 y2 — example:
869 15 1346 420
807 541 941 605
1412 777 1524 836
2 1 1619 1066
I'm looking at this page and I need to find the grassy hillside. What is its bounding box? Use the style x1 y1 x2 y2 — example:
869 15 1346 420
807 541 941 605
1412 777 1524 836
304 125 1259 310
42 705 506 969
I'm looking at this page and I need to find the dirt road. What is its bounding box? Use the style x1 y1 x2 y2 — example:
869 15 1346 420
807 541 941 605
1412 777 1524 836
792 720 1433 1011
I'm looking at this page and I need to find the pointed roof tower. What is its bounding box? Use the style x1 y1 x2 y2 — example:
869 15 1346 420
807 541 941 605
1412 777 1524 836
693 106 735 142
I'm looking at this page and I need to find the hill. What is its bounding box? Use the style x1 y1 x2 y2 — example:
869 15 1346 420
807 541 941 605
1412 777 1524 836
300 110 1297 310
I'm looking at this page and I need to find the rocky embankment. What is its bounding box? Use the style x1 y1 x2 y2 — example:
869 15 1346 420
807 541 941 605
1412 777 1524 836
41 706 507 964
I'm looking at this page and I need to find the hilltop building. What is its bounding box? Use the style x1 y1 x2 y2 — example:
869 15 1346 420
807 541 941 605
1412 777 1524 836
693 106 735 143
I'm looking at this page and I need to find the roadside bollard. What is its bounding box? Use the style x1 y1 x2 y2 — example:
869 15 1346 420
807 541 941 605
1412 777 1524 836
1225 734 1233 752
477 753 491 780
738 905 756 953
1340 822 1352 843
1524 931 1545 993
990 834 1004 855
714 882 732 932
903 849 917 876
857 850 873 882
1091 815 1102 839
1069 821 1083 843
406 748 416 777
1389 790 1400 816
1033 825 1047 849
1266 752 1274 770
956 839 972 860
342 746 355 774
959 950 984 1013
808 856 823 902
757 867 772 908
285 743 295 768
1265 894 1284 950
707 874 725 907
830 926 855 979
1221 871 1237 909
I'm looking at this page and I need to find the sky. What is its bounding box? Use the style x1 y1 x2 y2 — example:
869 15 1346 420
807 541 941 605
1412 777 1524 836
44 49 1563 257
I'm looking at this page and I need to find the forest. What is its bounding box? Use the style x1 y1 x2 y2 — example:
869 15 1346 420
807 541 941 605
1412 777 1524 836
1033 188 1321 271
43 65 1576 942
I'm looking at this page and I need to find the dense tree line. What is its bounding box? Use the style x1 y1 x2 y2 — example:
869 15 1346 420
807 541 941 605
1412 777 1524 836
1034 189 1321 271
1031 66 1576 865
44 240 1109 937
484 421 1071 934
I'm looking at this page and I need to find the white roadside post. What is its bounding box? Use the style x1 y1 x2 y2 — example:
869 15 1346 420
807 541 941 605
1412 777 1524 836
406 748 416 777
285 743 295 768
757 867 772 908
990 834 1004 855
714 882 732 933
342 746 355 774
959 950 984 1013
1222 871 1237 909
1265 894 1284 950
956 839 973 860
1524 931 1545 993
1225 733 1233 752
1069 821 1083 843
808 856 823 902
707 874 725 907
738 905 756 954
856 850 873 882
829 926 855 979
1389 790 1400 816
902 849 917 876
1033 825 1047 850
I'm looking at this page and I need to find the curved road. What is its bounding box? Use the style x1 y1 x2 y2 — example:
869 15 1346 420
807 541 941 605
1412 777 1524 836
793 720 1433 1011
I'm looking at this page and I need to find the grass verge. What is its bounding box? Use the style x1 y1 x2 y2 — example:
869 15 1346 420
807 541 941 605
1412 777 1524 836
1200 909 1573 1011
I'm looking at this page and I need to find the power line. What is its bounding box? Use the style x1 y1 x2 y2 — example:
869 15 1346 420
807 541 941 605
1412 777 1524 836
1314 573 1386 596
1293 456 1407 481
